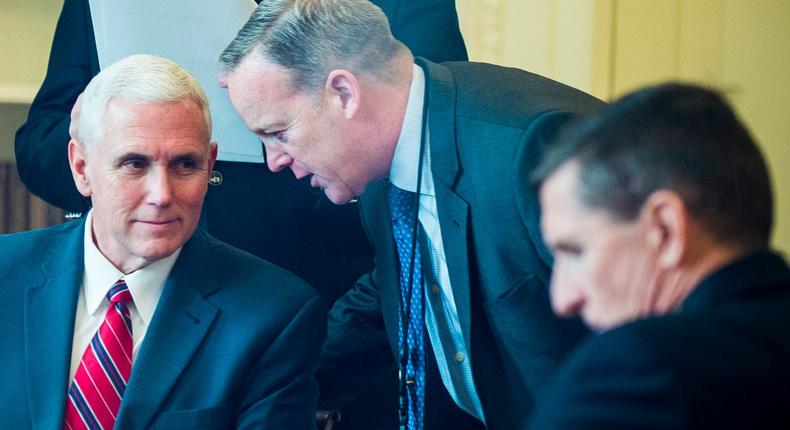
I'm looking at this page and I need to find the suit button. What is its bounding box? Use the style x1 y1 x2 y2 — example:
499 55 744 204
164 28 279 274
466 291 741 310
431 284 440 295
454 352 466 362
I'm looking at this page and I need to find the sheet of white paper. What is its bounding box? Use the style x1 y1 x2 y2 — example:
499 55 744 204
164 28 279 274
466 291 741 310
88 0 263 163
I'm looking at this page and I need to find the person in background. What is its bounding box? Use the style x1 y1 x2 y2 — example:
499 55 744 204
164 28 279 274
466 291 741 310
0 54 325 429
219 0 602 428
530 82 790 429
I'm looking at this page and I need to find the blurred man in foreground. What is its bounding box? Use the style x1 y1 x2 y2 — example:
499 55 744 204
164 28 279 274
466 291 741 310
531 83 790 429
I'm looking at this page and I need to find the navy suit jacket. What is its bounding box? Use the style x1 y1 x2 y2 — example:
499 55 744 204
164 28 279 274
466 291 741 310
530 251 790 429
0 220 326 429
14 0 466 302
317 59 603 429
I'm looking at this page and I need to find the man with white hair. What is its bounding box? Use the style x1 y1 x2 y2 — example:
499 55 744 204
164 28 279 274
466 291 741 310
0 54 325 429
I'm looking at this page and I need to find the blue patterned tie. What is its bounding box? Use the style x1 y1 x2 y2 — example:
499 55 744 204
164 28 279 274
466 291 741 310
387 183 426 430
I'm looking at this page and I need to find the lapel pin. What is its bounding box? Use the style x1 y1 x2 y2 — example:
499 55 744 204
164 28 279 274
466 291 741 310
209 170 223 186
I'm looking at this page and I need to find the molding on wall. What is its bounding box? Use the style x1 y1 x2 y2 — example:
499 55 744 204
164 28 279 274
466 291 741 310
458 0 505 63
478 0 504 63
0 84 37 105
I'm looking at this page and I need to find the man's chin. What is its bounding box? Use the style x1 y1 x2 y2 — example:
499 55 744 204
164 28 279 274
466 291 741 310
324 192 354 205
322 188 356 205
585 314 629 333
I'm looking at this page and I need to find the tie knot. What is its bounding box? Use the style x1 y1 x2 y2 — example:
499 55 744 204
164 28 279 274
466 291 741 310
387 183 418 222
107 279 132 305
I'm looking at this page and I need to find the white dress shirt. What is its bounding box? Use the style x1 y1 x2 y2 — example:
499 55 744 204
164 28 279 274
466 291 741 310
388 64 486 423
69 210 180 381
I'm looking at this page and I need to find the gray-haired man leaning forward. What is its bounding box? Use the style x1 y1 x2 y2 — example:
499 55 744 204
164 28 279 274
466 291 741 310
0 54 325 429
530 83 790 429
219 1 603 428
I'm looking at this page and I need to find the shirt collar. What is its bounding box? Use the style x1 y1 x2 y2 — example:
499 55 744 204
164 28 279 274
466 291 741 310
389 64 434 196
82 210 181 325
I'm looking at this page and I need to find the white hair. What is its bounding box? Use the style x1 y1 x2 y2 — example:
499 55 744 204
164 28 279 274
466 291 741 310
78 54 211 148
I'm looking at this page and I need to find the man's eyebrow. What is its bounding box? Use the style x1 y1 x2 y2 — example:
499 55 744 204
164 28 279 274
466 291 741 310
113 151 150 161
171 151 207 161
113 150 206 161
252 118 289 134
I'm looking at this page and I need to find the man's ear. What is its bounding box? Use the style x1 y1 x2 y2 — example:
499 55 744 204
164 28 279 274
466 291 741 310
68 139 92 197
208 141 218 172
324 69 361 119
641 190 689 269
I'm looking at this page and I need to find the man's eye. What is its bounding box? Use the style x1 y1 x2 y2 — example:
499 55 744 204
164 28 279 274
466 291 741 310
122 159 147 170
173 158 199 174
177 159 197 169
259 130 288 144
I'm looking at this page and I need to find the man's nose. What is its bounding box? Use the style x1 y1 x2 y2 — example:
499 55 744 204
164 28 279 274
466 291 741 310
147 168 174 207
263 143 294 173
550 268 585 317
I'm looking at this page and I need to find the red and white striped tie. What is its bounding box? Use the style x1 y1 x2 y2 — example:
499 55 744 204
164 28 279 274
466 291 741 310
64 279 133 430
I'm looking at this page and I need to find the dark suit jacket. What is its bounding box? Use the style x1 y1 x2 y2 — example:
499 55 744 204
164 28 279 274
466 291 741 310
13 0 466 302
317 59 603 429
0 220 326 429
530 251 790 430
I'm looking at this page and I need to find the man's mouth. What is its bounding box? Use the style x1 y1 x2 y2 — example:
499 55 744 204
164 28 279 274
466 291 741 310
137 219 178 227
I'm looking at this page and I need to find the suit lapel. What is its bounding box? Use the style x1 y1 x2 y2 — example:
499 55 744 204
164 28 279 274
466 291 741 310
416 58 460 186
116 231 220 428
416 59 473 348
26 221 85 429
433 185 472 349
363 180 403 356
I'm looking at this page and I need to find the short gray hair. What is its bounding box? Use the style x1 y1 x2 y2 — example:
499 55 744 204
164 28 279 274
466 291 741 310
78 54 211 148
532 83 773 251
220 0 407 93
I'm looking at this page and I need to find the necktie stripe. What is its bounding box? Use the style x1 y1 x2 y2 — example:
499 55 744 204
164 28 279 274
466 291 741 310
68 384 103 430
90 336 127 395
80 360 121 415
118 305 132 333
64 397 88 430
71 379 115 429
107 281 128 298
101 310 133 365
82 341 124 400
65 279 133 430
